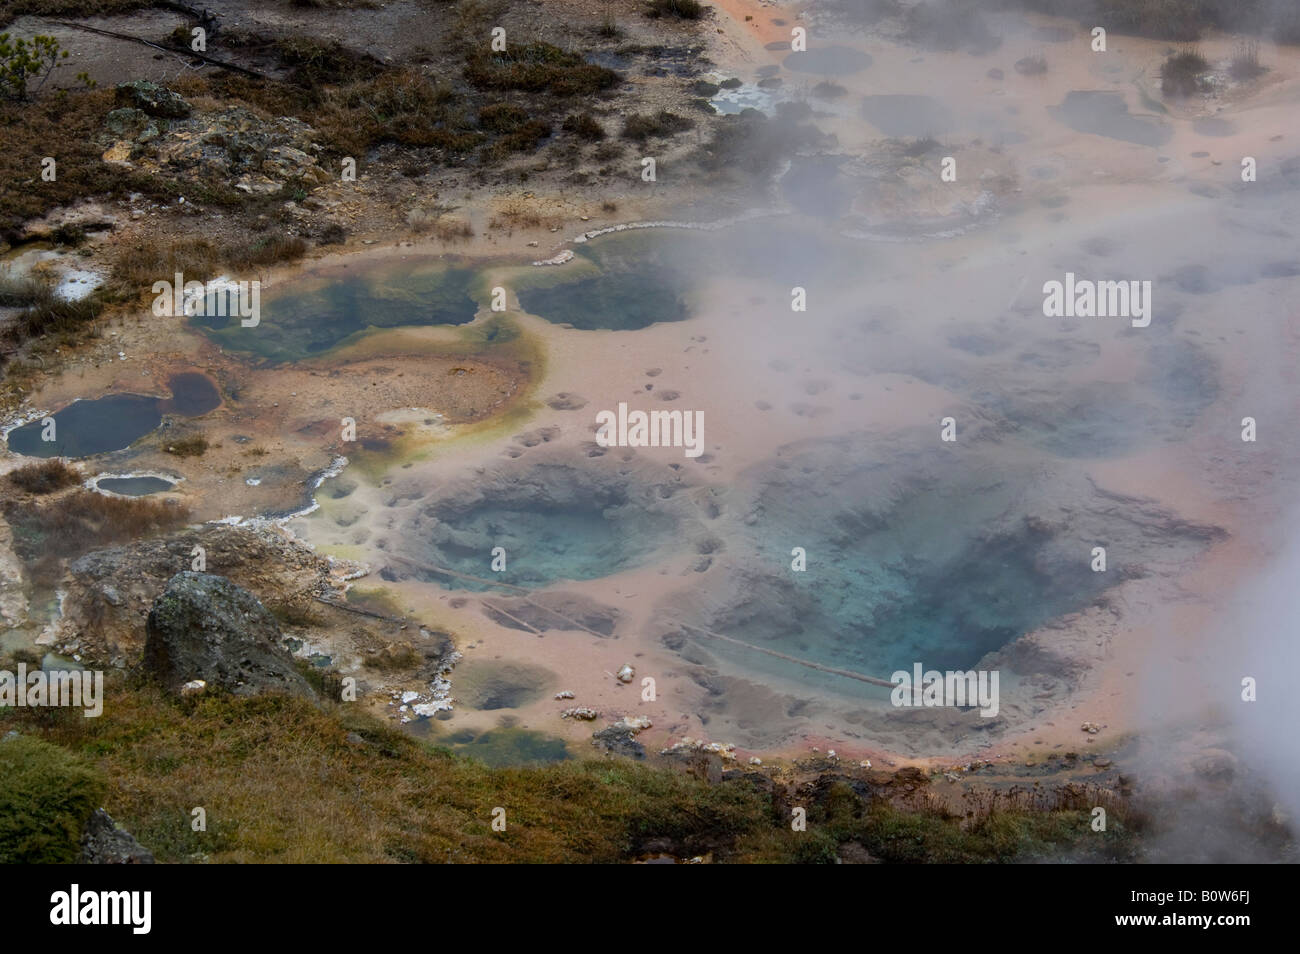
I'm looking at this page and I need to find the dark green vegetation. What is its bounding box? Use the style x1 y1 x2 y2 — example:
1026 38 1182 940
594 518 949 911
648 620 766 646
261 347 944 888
0 734 106 864
0 31 66 101
645 0 705 20
0 671 1145 863
738 777 1138 863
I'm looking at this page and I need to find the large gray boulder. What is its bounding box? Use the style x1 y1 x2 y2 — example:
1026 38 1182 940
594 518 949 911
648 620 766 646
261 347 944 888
144 571 314 699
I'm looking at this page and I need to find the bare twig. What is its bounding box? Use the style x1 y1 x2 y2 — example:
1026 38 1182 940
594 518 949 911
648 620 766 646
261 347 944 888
50 20 268 79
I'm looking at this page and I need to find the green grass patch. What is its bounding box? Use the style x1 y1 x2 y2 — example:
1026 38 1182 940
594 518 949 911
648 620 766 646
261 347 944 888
0 734 106 864
0 673 1149 863
0 677 765 862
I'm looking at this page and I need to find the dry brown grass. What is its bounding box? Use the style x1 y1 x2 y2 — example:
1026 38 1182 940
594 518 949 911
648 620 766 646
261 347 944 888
1161 48 1209 97
622 109 693 141
109 236 308 296
162 434 208 458
1229 40 1265 80
4 491 189 587
0 0 152 28
465 43 620 97
313 69 481 157
362 641 422 670
406 207 474 242
0 273 102 353
0 87 244 238
6 457 79 494
562 111 606 140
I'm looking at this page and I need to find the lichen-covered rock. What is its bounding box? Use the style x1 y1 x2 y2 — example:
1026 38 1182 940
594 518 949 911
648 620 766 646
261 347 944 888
115 80 192 119
99 102 329 195
104 107 153 139
143 571 315 699
79 809 154 864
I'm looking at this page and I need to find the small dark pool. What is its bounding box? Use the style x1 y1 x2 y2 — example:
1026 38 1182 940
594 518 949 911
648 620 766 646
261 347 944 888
7 394 162 458
783 46 872 76
193 264 481 361
516 231 696 331
860 94 955 137
96 476 176 496
6 371 219 458
1049 91 1171 147
159 372 221 416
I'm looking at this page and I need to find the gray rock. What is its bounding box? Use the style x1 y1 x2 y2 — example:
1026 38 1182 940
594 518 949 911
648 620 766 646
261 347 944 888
144 571 315 699
592 724 646 760
115 80 191 119
104 107 151 138
79 809 154 864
